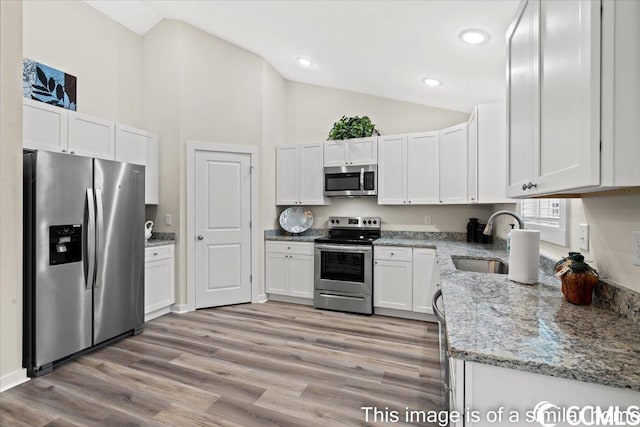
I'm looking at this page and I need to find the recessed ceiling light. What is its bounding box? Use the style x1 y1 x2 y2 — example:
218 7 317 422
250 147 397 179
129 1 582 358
296 57 314 67
459 29 489 45
422 78 442 87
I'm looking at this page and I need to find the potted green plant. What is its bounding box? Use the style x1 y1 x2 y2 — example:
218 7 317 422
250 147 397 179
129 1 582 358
327 116 379 140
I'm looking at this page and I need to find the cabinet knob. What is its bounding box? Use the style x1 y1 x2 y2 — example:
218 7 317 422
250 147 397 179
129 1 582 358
403 201 406 204
522 183 528 191
375 261 378 265
408 200 412 204
530 182 538 189
70 151 75 155
62 149 67 153
153 252 158 256
196 235 204 240
287 246 291 250
390 253 394 256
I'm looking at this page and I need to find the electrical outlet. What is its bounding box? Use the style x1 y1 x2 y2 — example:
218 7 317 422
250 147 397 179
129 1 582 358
165 214 172 226
424 216 431 225
633 231 640 267
579 224 589 251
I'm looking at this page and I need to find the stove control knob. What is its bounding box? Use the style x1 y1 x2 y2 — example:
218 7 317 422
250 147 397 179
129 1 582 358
367 220 372 224
373 220 377 224
336 219 340 224
330 219 335 224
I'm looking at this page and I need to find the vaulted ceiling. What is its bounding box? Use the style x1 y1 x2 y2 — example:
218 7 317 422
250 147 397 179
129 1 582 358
85 1 520 112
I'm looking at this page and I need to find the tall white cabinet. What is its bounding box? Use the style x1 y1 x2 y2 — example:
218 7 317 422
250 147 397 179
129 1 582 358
507 0 640 197
276 142 327 206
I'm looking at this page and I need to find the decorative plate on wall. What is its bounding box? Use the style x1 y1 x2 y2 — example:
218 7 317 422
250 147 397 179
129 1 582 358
279 207 314 234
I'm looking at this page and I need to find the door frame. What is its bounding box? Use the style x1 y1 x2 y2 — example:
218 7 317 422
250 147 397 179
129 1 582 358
186 142 261 311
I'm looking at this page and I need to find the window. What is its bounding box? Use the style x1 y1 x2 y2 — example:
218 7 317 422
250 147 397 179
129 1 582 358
519 199 568 246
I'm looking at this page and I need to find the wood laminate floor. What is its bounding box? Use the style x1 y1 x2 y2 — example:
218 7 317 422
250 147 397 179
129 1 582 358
0 302 443 426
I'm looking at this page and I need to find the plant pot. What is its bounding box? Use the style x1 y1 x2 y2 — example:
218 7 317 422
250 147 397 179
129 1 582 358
560 272 599 305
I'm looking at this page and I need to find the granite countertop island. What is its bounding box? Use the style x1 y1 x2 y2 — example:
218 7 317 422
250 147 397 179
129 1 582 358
374 238 640 392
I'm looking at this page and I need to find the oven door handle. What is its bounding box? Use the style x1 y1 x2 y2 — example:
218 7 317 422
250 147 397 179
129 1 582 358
315 244 372 253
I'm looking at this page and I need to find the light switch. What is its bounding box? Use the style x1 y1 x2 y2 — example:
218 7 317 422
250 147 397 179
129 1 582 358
165 214 172 226
633 231 640 267
579 224 589 251
424 216 431 225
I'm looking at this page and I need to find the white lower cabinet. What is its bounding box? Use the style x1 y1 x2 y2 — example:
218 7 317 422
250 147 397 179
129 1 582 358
144 244 175 321
374 246 438 314
458 360 640 427
265 241 314 299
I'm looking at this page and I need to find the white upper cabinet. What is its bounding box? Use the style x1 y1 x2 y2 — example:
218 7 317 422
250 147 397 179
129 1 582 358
507 0 640 197
114 124 159 205
276 142 328 205
323 137 377 167
470 102 513 204
115 124 148 166
467 108 478 203
23 98 68 152
408 132 439 204
378 134 407 204
67 111 115 160
439 123 468 204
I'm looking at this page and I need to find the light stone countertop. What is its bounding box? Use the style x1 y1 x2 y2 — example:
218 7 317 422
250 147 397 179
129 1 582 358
411 240 640 393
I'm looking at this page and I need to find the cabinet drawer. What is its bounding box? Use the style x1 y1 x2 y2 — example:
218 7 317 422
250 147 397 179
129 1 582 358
266 241 314 255
145 244 174 262
374 246 412 261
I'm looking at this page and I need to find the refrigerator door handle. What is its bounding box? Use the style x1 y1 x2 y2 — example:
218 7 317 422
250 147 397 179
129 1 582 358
86 189 96 289
95 188 104 288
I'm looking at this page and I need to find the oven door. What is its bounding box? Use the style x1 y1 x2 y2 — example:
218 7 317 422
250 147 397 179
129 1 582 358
314 244 372 295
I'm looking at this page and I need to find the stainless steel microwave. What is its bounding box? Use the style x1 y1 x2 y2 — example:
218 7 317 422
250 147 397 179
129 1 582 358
323 165 377 197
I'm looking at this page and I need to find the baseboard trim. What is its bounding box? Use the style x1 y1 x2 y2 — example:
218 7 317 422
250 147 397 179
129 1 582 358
267 294 314 306
170 304 193 314
254 293 268 303
374 307 437 323
0 369 29 393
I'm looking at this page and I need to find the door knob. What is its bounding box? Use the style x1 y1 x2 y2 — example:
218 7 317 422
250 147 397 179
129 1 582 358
196 235 204 240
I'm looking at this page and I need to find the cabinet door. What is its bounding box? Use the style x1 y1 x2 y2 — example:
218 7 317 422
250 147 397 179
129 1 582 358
265 252 289 295
324 140 348 166
67 111 115 159
144 256 175 315
378 135 407 205
536 0 600 193
276 145 300 205
412 249 437 313
467 108 478 203
145 134 159 205
288 254 314 298
299 143 327 205
477 102 512 203
506 0 537 197
115 124 147 166
349 137 378 165
23 98 68 152
373 260 412 311
439 123 468 204
407 132 439 204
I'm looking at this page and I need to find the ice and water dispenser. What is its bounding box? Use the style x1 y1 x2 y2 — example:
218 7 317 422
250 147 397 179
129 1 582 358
49 225 82 265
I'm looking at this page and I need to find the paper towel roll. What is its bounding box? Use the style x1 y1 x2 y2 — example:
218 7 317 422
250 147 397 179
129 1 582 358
508 230 540 284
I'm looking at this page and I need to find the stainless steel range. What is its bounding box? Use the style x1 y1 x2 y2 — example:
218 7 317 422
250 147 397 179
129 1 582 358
314 216 381 315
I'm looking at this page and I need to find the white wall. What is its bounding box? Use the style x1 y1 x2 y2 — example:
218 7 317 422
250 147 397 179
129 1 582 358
0 0 27 391
23 0 144 127
286 81 469 143
495 195 640 293
143 20 266 303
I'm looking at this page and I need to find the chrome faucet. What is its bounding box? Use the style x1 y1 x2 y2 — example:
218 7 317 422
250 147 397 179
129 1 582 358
483 210 525 236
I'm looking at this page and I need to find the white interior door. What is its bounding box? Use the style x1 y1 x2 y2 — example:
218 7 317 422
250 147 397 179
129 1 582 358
195 151 252 308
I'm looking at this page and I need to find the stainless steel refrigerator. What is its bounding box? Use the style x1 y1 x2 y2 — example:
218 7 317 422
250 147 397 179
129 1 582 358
23 150 145 377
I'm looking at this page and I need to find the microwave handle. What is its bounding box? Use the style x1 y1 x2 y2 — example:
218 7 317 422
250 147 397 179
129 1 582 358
360 168 364 191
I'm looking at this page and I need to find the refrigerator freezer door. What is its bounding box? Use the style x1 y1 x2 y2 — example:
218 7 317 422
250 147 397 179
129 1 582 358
28 151 94 368
93 159 145 344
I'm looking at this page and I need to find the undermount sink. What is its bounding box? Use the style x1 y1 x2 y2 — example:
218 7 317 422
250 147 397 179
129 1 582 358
451 256 509 274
